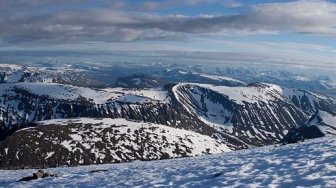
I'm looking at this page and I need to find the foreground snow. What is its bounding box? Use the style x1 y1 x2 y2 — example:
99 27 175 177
1 137 335 187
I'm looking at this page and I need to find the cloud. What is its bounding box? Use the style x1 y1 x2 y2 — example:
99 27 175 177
249 0 336 35
1 0 336 44
132 0 241 10
222 0 242 8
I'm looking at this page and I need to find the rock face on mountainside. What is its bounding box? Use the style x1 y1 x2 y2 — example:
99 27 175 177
282 110 336 144
0 118 231 169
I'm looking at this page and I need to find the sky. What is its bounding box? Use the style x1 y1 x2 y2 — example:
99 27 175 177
1 0 336 69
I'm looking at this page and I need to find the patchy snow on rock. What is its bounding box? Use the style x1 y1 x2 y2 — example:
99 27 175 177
0 117 233 167
1 137 336 187
38 117 231 156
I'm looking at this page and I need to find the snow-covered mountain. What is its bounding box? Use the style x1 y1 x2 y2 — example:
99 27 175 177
1 136 335 187
0 118 231 169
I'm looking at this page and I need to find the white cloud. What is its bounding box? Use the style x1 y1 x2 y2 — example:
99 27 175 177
250 0 336 35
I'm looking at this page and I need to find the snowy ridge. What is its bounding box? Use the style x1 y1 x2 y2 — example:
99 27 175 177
1 136 336 187
0 82 170 104
197 83 283 105
172 83 285 110
0 118 231 168
198 74 246 85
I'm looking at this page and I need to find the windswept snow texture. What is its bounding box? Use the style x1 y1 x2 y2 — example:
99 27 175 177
1 137 336 187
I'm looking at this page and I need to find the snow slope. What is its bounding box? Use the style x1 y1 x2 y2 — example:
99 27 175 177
305 110 336 136
0 136 335 187
318 111 336 127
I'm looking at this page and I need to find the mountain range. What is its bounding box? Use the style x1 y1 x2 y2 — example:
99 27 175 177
0 63 335 169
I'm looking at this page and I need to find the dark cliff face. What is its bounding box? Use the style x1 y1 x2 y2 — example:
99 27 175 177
286 90 336 115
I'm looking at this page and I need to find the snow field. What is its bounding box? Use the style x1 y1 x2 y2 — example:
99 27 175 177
1 136 335 187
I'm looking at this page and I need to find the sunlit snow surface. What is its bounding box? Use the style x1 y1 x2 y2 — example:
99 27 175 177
1 137 336 187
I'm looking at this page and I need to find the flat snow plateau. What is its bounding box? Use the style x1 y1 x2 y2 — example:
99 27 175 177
1 137 335 187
